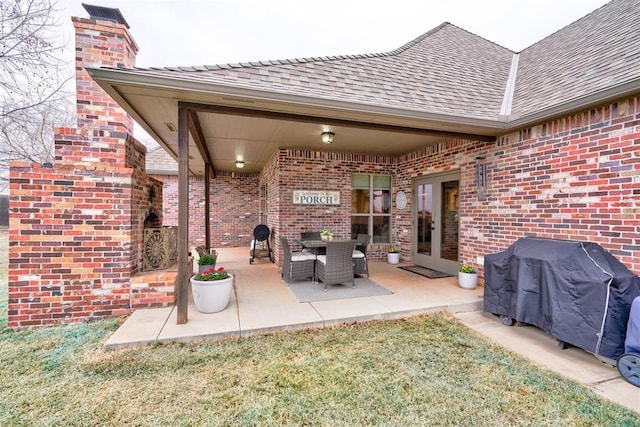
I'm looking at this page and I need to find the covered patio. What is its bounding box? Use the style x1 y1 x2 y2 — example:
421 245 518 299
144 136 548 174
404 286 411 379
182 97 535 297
105 248 483 349
9 2 640 334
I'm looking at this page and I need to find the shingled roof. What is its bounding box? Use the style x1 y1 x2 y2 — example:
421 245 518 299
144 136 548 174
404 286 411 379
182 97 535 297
513 0 640 118
111 0 640 127
130 23 513 121
146 146 177 175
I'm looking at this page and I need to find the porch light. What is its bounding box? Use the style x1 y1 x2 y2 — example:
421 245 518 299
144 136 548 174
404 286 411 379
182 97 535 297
321 131 335 144
235 160 245 169
475 156 487 199
475 157 487 187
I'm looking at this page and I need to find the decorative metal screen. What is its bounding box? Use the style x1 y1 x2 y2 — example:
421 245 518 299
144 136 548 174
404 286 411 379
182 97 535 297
142 227 178 271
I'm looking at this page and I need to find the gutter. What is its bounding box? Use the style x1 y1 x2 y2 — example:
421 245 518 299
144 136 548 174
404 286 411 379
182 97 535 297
506 77 640 129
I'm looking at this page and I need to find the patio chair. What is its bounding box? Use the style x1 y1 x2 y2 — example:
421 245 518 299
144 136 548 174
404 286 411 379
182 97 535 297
280 237 316 284
316 240 357 291
353 233 371 277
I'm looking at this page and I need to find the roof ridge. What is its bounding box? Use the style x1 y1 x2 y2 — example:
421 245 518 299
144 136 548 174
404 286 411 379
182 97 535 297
131 22 464 73
374 21 513 55
440 22 515 53
381 22 451 55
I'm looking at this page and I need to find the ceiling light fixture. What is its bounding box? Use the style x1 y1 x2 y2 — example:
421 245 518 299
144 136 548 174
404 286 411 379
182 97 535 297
321 131 335 144
235 160 245 169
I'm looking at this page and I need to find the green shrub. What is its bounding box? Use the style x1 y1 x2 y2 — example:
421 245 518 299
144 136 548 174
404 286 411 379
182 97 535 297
198 253 217 265
459 264 476 274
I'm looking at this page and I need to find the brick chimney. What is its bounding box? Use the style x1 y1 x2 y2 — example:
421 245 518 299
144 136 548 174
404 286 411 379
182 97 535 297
55 7 141 167
73 9 138 135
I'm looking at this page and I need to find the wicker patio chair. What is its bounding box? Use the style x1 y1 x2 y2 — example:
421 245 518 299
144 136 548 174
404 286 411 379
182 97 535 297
353 233 371 277
316 240 357 291
280 237 316 284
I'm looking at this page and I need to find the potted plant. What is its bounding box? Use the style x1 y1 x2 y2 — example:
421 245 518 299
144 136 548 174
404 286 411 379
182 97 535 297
387 246 400 264
458 264 478 289
197 251 217 273
320 230 333 242
190 266 233 313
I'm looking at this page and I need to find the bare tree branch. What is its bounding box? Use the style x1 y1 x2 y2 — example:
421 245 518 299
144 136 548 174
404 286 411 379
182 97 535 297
0 0 73 194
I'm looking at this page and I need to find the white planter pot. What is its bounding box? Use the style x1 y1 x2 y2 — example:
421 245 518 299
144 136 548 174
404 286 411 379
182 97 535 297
458 272 478 289
190 274 233 313
387 252 400 264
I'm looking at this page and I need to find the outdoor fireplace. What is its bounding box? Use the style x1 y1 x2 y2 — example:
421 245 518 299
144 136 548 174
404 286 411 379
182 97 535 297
142 210 177 271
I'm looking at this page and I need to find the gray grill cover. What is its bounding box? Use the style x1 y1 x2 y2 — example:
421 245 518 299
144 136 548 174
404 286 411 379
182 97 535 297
484 237 640 360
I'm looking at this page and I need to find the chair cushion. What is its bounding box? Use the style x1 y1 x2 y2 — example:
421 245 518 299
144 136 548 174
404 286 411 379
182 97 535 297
291 252 317 262
316 255 327 265
352 250 365 258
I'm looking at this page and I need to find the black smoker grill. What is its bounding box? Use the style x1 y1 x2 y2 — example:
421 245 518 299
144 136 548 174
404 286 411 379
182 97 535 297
250 224 274 264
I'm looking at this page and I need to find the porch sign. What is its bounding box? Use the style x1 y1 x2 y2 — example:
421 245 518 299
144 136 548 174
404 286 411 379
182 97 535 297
293 190 340 205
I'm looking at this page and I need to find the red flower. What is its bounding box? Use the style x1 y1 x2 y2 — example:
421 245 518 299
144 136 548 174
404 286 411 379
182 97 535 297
203 267 216 274
217 267 225 272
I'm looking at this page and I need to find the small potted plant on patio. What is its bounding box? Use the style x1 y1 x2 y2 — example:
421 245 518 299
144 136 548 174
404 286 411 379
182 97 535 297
458 263 478 289
197 252 217 273
320 230 333 242
387 246 400 264
190 266 233 313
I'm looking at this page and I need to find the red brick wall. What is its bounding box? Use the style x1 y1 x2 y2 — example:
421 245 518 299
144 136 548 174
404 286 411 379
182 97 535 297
396 97 640 277
476 97 640 275
150 172 260 249
8 162 135 327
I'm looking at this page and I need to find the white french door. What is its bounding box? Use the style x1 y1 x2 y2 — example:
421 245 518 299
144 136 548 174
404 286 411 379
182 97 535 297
412 172 460 274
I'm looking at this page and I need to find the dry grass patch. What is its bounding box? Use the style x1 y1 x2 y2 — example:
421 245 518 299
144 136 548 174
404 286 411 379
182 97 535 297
1 310 638 426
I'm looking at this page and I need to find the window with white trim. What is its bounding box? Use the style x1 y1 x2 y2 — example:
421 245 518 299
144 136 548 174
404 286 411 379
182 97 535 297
351 174 391 243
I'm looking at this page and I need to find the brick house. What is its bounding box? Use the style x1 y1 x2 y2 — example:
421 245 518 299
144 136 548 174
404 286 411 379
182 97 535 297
8 0 640 327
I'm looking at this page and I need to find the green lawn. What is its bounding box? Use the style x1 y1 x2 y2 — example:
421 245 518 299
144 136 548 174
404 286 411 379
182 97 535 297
1 317 638 426
1 229 639 425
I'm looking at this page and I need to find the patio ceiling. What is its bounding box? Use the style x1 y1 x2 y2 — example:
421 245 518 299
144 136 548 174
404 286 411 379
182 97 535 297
89 67 503 175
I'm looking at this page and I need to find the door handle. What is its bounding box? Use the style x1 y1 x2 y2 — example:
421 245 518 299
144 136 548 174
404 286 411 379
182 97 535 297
430 221 436 231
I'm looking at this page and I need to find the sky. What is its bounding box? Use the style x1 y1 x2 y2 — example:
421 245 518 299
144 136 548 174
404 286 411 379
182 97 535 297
54 0 611 68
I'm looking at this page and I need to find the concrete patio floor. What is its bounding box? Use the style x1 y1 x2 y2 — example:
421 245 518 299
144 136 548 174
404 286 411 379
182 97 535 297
104 247 640 414
105 247 484 349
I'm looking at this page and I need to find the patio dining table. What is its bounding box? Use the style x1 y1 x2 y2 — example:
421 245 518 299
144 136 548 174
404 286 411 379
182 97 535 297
297 239 330 249
297 238 358 251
